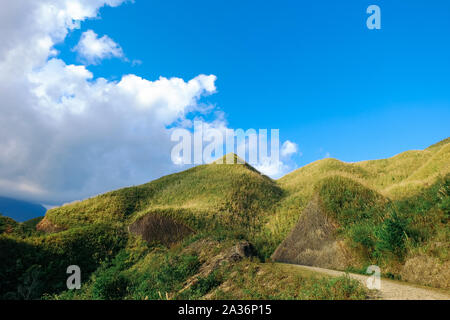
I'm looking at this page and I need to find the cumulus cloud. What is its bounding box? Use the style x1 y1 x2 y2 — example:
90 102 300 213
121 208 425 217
0 0 298 205
254 153 297 179
0 0 217 204
252 140 299 178
74 30 124 65
281 140 298 157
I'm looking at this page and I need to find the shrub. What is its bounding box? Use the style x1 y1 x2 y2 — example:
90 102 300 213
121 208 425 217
92 270 130 300
348 222 376 249
375 210 409 259
0 224 128 299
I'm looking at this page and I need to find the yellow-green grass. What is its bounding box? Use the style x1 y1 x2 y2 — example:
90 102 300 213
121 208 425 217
44 161 283 230
43 138 448 223
39 138 449 262
207 260 368 300
279 136 449 196
40 138 449 265
265 138 449 246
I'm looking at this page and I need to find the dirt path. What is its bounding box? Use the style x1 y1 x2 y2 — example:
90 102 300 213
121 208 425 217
291 264 450 300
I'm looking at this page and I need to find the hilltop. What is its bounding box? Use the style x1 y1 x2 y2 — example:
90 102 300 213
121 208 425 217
38 155 283 236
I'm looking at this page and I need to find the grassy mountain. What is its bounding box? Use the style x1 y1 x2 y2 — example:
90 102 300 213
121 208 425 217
39 157 283 234
1 138 449 299
266 138 449 288
265 138 449 254
40 138 449 238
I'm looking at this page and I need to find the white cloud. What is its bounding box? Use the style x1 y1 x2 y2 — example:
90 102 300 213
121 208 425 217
0 0 217 204
0 0 299 204
254 140 299 178
74 30 124 65
254 156 297 179
281 140 298 157
230 134 298 178
255 160 288 178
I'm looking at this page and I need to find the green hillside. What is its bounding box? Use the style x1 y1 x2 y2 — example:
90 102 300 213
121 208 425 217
265 138 449 252
40 158 283 237
1 138 448 299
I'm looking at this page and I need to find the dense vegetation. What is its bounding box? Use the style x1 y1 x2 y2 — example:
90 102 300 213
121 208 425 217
1 138 448 299
0 223 127 299
317 174 449 277
45 237 367 300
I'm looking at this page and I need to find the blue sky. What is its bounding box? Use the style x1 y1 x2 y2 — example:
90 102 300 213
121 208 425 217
57 0 450 167
1 0 449 205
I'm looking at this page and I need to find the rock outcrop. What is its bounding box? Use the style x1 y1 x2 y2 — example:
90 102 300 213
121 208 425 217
128 213 194 247
36 216 65 233
271 195 353 270
179 240 256 294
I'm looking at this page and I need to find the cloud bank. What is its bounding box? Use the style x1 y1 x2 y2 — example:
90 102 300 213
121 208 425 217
0 0 297 205
0 0 219 204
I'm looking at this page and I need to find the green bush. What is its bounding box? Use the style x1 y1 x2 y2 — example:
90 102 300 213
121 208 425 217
317 176 385 226
348 222 376 249
92 270 130 300
60 248 202 300
0 224 128 299
375 210 409 259
315 175 449 268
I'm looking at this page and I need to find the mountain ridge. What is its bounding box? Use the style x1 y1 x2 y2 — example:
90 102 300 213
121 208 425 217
38 137 449 238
